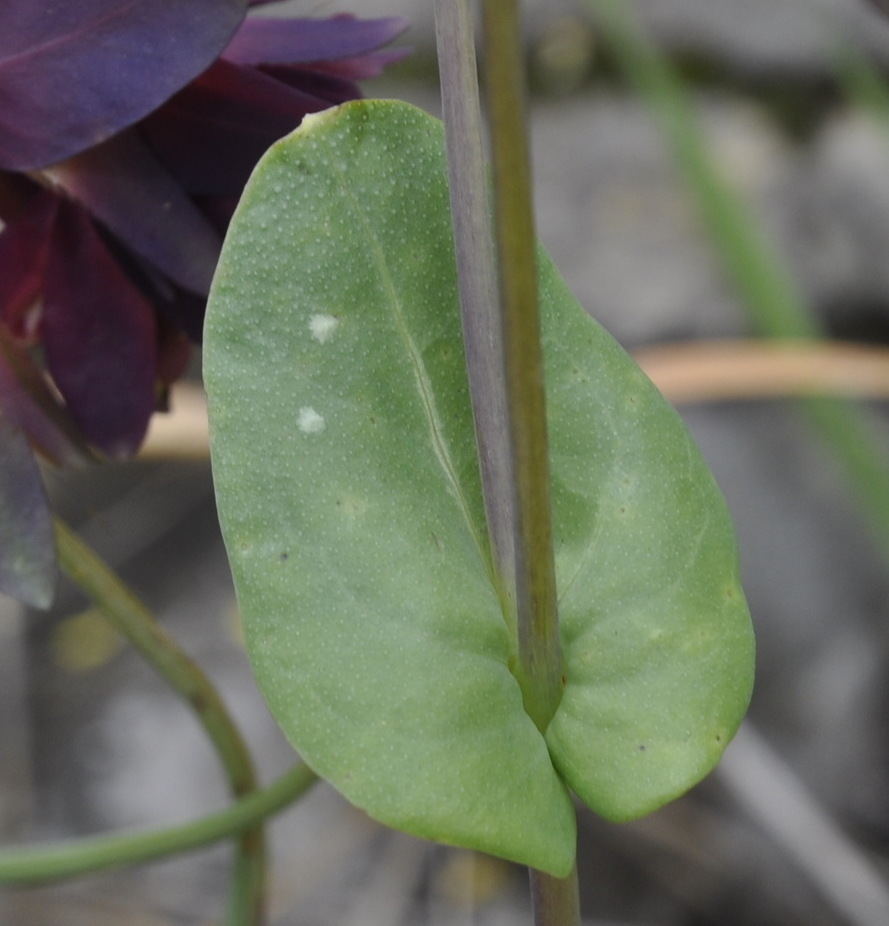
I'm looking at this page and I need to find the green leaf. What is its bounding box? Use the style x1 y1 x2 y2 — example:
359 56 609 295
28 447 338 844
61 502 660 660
539 263 754 820
204 100 754 874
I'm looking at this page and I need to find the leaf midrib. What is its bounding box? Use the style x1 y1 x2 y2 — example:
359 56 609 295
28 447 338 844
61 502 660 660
327 152 493 581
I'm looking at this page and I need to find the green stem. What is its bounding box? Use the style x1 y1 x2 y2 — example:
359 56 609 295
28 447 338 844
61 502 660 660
530 865 582 926
53 520 266 923
0 763 317 884
475 3 580 923
480 0 563 734
436 5 578 920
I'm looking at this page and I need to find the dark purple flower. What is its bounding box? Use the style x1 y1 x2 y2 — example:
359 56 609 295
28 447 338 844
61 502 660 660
0 0 407 604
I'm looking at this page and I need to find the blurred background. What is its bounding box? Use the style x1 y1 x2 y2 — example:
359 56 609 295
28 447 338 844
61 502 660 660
6 0 889 922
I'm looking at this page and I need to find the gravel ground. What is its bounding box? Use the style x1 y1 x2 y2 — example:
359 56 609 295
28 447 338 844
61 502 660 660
5 1 889 924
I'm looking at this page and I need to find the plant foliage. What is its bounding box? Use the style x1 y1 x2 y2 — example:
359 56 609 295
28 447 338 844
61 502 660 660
204 100 754 876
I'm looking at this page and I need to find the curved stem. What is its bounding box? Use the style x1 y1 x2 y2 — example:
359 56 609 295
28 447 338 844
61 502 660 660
0 762 317 884
53 519 266 923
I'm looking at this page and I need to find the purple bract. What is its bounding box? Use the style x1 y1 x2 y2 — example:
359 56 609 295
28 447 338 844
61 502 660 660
0 0 408 605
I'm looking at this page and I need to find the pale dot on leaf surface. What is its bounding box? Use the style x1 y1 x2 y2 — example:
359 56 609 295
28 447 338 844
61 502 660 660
298 407 326 434
309 313 339 343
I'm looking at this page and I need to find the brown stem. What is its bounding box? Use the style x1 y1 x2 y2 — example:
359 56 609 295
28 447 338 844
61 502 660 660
530 865 582 926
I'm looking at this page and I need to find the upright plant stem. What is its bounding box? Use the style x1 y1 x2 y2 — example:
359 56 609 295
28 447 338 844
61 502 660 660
480 0 562 734
433 0 515 609
531 865 582 926
53 520 266 925
435 1 580 922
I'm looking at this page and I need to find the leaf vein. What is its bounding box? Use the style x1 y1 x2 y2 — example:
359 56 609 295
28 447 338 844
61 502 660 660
330 162 491 573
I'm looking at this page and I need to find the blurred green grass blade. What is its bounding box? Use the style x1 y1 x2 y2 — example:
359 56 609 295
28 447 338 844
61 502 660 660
833 42 889 133
585 0 817 340
586 0 889 560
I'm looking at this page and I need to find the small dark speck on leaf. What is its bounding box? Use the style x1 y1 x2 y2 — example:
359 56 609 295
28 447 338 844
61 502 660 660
279 552 289 562
638 744 647 752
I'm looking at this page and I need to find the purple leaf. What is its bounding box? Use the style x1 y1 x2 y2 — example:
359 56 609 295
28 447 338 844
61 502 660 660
258 66 364 105
142 59 330 197
42 200 157 458
0 0 249 170
0 402 56 608
299 49 412 81
222 15 409 66
0 188 56 339
0 168 41 224
45 130 223 296
155 314 192 386
156 287 207 344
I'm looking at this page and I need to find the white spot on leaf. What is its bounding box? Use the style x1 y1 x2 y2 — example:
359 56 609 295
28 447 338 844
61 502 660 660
298 407 326 434
309 314 339 344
